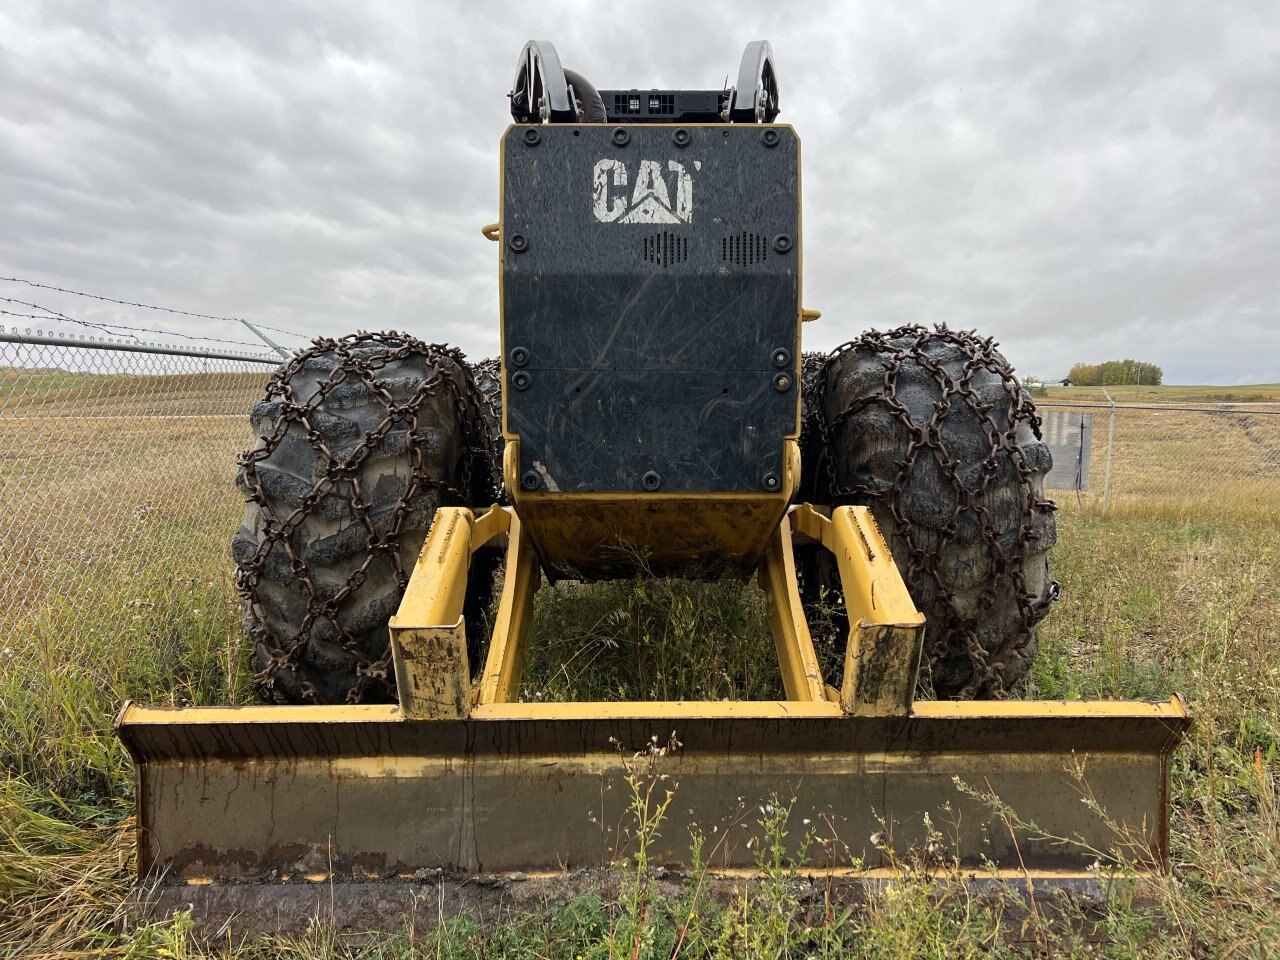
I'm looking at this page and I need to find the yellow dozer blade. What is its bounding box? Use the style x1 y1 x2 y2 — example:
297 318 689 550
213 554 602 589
116 505 1189 906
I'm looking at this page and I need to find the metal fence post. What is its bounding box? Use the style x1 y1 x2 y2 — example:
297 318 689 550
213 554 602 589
239 320 292 361
1101 389 1116 514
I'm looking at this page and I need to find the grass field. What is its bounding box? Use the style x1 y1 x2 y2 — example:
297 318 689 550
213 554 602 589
1049 408 1280 511
2 502 1277 957
1 370 1278 957
1038 382 1280 405
0 367 263 633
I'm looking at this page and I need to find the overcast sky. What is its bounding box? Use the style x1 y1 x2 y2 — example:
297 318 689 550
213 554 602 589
2 1 1277 383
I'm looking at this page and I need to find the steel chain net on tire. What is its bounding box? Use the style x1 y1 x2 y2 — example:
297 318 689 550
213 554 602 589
803 323 1059 698
235 331 498 703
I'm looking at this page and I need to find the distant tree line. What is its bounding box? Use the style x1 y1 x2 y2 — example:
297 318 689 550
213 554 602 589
1067 359 1164 387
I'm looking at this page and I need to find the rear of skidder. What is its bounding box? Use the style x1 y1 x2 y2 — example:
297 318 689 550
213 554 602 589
116 40 1189 912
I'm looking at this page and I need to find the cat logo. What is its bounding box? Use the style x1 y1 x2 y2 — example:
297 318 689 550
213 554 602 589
592 158 702 224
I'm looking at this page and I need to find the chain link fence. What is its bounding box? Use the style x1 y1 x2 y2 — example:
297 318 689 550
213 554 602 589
0 331 275 649
3 328 1278 661
1037 400 1280 515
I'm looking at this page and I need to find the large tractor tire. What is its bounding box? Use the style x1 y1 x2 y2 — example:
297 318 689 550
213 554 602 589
802 325 1059 698
232 333 497 704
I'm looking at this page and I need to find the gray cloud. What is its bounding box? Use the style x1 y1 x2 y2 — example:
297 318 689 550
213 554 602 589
1 0 1277 383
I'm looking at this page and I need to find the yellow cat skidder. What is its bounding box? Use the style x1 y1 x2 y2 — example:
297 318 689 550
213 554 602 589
116 41 1188 922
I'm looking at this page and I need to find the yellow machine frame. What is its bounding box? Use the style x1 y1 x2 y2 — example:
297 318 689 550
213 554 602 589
387 501 925 720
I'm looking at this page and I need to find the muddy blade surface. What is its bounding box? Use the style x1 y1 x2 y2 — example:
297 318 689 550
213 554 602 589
117 700 1188 885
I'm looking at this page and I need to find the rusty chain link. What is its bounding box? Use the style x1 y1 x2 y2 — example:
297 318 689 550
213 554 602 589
235 331 497 703
803 324 1059 698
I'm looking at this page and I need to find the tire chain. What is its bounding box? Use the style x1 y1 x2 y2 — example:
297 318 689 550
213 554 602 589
469 355 506 495
235 331 498 704
803 324 1059 698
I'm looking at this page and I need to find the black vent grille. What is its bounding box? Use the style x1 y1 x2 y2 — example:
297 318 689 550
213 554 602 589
647 93 675 114
721 232 768 265
613 94 642 115
643 232 688 267
612 93 677 116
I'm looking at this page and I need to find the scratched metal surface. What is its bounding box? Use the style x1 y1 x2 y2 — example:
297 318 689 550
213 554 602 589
502 124 800 494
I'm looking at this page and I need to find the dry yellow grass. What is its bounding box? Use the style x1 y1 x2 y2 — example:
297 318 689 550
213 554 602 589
1041 403 1280 515
1039 382 1280 404
0 367 266 417
0 370 264 634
